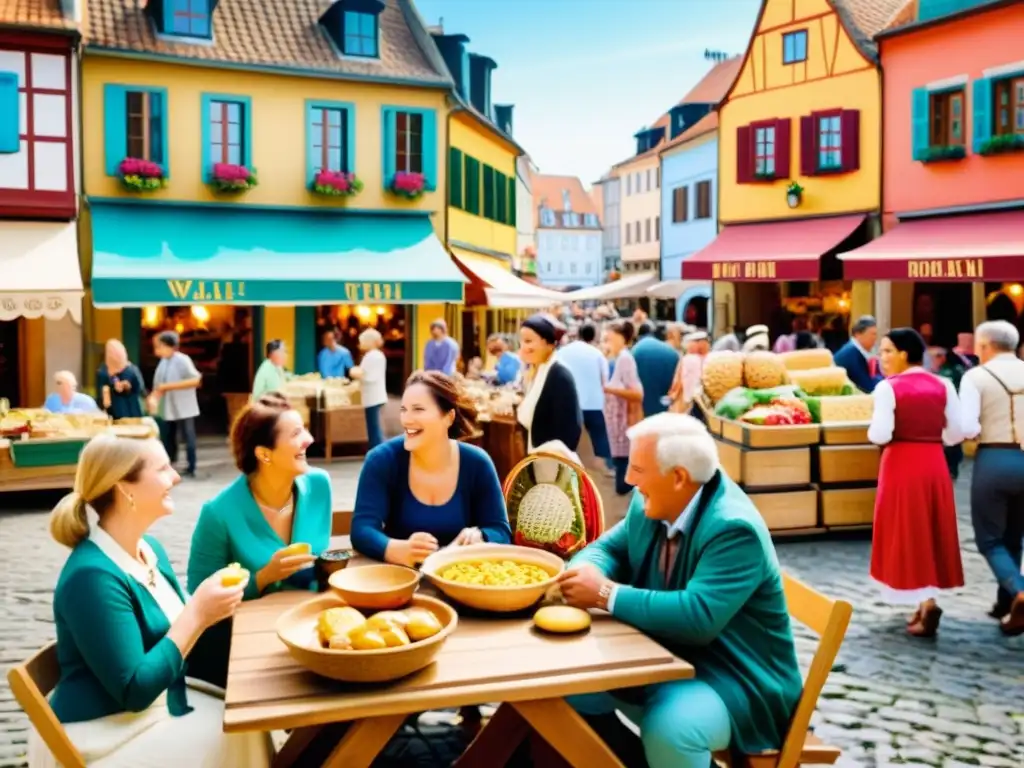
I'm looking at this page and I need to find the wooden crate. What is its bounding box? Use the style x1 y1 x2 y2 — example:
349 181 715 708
715 438 743 484
720 420 820 448
817 444 880 484
748 488 819 531
821 487 876 527
695 396 722 436
743 446 811 488
821 422 870 445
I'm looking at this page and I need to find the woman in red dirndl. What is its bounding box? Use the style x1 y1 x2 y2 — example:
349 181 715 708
868 328 965 637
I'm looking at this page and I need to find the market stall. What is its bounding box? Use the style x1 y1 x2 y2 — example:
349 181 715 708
460 378 524 482
698 347 878 534
274 376 368 460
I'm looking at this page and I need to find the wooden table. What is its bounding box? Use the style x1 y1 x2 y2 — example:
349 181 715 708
224 580 693 767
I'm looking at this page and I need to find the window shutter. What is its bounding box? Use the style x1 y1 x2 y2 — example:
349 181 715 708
508 177 517 227
0 72 19 154
799 116 815 176
465 156 480 215
150 91 168 174
972 78 992 154
382 108 396 183
496 171 508 224
911 87 930 160
840 110 860 171
775 117 792 178
483 165 495 219
421 110 437 190
448 147 463 208
736 126 752 183
103 84 127 175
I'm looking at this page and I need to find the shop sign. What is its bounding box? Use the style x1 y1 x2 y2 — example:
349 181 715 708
711 261 777 280
342 282 404 302
906 259 984 279
166 280 246 302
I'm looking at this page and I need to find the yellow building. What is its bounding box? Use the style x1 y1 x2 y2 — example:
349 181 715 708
79 0 466 415
682 0 905 337
615 120 664 276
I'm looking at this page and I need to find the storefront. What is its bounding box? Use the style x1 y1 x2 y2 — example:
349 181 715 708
681 214 873 344
0 222 83 407
86 201 466 429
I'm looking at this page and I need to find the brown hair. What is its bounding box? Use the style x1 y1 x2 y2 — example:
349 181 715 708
607 320 635 344
404 371 477 439
230 392 292 474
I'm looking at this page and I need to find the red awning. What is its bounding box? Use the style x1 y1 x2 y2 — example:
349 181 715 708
840 210 1024 281
681 214 866 281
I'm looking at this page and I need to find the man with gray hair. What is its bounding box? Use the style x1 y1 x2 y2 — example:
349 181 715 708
959 319 1024 634
834 315 883 393
556 413 801 768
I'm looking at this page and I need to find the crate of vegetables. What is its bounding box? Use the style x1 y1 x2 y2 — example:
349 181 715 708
714 386 820 448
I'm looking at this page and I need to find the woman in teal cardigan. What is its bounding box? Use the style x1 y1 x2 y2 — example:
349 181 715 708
34 434 271 768
187 392 332 686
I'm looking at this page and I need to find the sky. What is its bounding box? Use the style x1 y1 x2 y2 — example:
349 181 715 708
414 0 763 186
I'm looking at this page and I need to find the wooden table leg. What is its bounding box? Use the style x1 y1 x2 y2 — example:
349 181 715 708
321 714 405 768
454 703 530 768
512 698 624 768
272 726 322 768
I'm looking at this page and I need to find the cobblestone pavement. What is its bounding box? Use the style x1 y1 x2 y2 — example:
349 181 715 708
0 449 1020 768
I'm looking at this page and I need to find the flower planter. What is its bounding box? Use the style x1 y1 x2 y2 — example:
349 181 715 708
786 182 804 209
312 170 364 197
978 134 1024 156
919 145 965 163
389 171 426 200
118 158 165 193
209 163 258 194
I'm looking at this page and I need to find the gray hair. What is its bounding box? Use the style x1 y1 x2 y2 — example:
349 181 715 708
358 328 383 349
625 413 720 484
976 320 1019 352
54 370 77 387
851 315 877 336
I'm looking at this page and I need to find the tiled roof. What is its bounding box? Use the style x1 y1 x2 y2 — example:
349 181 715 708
84 0 451 84
589 183 603 217
831 0 910 59
0 0 75 30
659 111 718 155
532 174 599 229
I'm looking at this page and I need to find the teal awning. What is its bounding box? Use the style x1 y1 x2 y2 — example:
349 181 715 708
89 202 466 306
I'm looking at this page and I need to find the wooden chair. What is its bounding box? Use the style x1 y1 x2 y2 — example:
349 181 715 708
714 572 853 768
7 643 86 768
332 509 353 537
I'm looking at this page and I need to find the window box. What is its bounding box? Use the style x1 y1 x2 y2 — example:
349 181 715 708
736 119 791 183
118 157 165 192
312 170 363 197
389 171 426 200
920 145 966 163
382 107 437 192
977 133 1024 156
209 162 257 193
103 85 170 178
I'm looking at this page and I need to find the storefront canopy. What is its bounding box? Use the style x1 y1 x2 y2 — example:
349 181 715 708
839 210 1024 281
563 272 659 301
645 279 709 300
90 203 467 307
0 221 83 324
451 247 566 308
681 214 866 281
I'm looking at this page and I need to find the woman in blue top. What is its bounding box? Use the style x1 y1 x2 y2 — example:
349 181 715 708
97 339 147 419
186 392 332 686
33 434 271 768
352 371 512 566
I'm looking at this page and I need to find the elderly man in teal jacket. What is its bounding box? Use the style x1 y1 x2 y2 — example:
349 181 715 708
558 412 802 768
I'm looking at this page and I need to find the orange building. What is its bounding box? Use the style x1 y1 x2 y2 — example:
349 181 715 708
841 0 1024 342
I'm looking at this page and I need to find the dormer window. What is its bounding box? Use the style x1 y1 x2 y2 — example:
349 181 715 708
343 11 377 57
562 189 571 211
541 207 555 226
320 0 384 60
154 0 212 39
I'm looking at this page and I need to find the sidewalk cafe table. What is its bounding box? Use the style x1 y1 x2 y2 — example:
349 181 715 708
223 559 695 768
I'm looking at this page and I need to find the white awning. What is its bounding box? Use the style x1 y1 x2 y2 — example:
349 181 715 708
563 272 660 301
646 279 710 300
452 248 566 309
0 221 83 323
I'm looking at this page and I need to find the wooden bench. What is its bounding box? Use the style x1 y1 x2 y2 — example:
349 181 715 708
7 643 86 768
714 572 853 768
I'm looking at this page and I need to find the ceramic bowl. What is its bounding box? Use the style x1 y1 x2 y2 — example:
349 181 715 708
328 563 421 610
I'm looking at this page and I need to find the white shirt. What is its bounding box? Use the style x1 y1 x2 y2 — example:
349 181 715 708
959 352 1018 440
557 341 609 412
866 368 963 447
359 348 388 407
89 525 185 622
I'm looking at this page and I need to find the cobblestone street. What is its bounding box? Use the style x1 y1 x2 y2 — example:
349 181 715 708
0 447 1020 768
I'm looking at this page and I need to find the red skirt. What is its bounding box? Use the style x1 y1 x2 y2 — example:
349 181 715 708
870 442 964 591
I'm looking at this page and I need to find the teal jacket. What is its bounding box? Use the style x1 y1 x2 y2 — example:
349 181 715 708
49 536 191 724
571 471 802 753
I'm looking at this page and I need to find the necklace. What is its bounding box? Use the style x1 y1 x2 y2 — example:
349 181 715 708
252 488 294 516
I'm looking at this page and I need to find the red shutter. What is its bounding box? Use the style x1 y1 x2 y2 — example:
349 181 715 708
736 126 752 183
841 109 860 171
775 118 791 179
800 115 816 177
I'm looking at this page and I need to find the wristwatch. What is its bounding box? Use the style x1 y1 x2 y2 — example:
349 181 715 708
597 580 614 611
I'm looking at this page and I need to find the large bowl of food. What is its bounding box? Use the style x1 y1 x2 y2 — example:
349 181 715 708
275 593 457 683
420 543 565 613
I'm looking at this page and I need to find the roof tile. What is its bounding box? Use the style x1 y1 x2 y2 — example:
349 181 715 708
532 174 600 229
832 0 911 59
659 111 719 154
0 0 75 30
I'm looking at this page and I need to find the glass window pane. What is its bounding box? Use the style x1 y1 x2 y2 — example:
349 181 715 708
344 34 361 52
227 143 240 165
328 147 342 171
210 101 223 121
191 14 209 36
327 109 341 127
227 102 240 122
228 122 240 144
397 149 407 172
329 125 342 147
756 128 764 142
172 16 190 33
211 140 222 162
361 13 375 36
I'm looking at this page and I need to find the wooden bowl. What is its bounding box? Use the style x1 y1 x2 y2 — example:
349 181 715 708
420 543 565 613
329 563 420 610
276 593 457 683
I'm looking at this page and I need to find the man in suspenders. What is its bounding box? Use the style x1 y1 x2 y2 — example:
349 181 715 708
959 320 1024 636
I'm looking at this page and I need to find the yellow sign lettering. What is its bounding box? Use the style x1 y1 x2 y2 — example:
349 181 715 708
167 280 193 299
907 259 984 279
165 280 246 302
710 261 776 280
342 282 403 302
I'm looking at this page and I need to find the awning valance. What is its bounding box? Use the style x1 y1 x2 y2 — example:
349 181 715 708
681 215 866 281
646 279 710 300
90 203 467 307
0 221 83 323
563 272 659 301
839 210 1024 281
451 248 565 309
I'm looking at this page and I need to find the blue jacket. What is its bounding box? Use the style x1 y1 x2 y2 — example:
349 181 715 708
833 340 882 393
632 337 680 416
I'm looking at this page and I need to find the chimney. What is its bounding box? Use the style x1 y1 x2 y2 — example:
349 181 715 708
494 104 514 135
431 33 471 102
468 54 498 118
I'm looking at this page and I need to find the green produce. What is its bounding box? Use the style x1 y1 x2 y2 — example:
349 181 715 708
750 385 801 405
713 387 757 420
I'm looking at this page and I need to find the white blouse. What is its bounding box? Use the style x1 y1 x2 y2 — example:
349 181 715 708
90 526 185 622
867 368 963 447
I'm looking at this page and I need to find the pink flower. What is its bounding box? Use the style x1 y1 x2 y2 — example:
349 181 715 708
118 157 163 178
212 163 253 182
393 171 425 193
315 170 353 191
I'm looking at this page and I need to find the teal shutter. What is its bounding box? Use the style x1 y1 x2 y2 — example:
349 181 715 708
508 177 517 227
0 72 19 154
495 171 507 224
972 77 992 154
150 91 170 176
382 108 396 184
421 109 437 190
448 147 463 208
104 84 127 175
305 102 317 186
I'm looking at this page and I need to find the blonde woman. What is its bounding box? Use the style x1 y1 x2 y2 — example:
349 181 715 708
31 435 272 768
350 327 388 448
97 339 147 419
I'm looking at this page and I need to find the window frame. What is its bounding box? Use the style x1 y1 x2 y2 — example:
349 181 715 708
993 76 1024 138
341 10 378 58
540 205 554 227
696 180 712 220
304 99 355 187
929 89 965 147
382 106 437 191
201 94 252 179
672 186 687 223
162 0 211 40
752 120 777 177
103 85 170 176
814 109 844 171
782 30 808 65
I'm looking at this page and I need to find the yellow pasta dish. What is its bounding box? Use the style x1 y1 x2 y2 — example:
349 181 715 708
439 560 552 587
